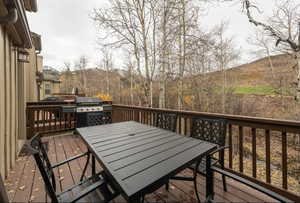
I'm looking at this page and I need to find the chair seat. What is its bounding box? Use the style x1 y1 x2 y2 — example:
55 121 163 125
57 172 119 203
188 157 219 175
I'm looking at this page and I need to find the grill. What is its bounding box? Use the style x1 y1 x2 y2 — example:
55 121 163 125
75 97 112 128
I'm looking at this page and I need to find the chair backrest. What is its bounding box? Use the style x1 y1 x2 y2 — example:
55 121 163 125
26 134 58 202
191 117 227 146
87 112 112 126
156 112 178 132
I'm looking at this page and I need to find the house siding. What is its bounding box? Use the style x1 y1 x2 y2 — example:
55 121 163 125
0 25 41 178
0 27 19 177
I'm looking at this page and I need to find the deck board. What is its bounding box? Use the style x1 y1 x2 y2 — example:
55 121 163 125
5 133 279 203
5 155 28 201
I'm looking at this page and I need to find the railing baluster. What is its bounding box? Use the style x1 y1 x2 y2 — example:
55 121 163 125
252 128 257 178
37 109 40 132
239 126 244 173
229 124 233 169
265 129 271 183
43 110 46 131
64 111 67 129
146 111 149 124
184 117 187 135
59 110 62 129
150 112 153 125
282 132 288 189
178 116 182 134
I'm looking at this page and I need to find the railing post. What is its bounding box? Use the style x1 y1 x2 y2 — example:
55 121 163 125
26 108 34 139
239 126 244 173
252 128 257 178
282 132 288 189
265 129 271 183
228 124 233 169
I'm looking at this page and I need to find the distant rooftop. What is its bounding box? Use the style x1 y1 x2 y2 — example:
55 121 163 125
43 66 60 73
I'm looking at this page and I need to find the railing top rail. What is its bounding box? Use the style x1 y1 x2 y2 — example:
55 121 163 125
26 105 74 109
27 101 112 107
112 104 300 130
27 101 75 106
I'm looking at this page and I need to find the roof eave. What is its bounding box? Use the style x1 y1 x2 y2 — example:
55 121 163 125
1 0 33 48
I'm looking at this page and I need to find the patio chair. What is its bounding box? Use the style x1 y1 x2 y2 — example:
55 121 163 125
26 133 119 203
166 117 228 202
87 112 112 126
189 117 228 189
155 112 178 132
206 156 294 203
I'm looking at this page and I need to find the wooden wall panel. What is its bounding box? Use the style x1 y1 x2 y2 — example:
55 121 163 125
10 47 16 167
0 27 21 177
0 27 5 177
18 62 26 142
14 50 19 156
5 32 11 174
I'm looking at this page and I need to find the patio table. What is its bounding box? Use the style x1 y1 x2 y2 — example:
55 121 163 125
76 121 217 203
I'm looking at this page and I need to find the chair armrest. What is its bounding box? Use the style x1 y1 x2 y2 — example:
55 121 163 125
209 145 229 156
52 152 89 169
210 166 294 203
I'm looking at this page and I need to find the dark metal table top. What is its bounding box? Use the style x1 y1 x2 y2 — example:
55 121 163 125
76 121 217 200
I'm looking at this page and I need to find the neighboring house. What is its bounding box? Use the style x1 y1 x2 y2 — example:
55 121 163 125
39 66 61 100
0 0 42 178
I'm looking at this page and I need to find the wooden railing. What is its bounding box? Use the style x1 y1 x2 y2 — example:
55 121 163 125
26 105 76 138
25 102 300 201
26 101 113 138
112 104 300 202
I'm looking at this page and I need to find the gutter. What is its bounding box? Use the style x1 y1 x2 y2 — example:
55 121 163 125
30 0 37 12
14 0 32 48
0 0 18 24
0 0 33 48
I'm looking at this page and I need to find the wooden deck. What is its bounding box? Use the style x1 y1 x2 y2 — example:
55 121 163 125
4 133 279 203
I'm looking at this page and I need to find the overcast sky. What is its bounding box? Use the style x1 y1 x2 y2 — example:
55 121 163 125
27 0 277 71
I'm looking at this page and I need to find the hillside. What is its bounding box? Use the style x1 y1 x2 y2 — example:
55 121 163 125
59 54 299 120
206 54 296 96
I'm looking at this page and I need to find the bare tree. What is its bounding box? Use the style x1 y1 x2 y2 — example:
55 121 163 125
62 61 73 93
243 0 300 100
247 29 277 79
93 0 160 107
98 48 113 95
213 21 240 113
75 55 89 94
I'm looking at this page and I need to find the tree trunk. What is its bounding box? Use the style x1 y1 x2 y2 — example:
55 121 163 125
159 72 166 108
150 80 153 107
296 52 300 101
222 67 226 113
266 49 275 79
178 0 186 111
159 0 167 109
130 66 134 105
106 69 109 95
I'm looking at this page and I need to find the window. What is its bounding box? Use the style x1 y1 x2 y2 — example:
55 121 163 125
45 83 51 95
45 89 51 95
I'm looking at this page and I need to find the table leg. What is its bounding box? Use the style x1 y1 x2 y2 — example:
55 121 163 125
80 151 90 181
92 155 96 176
193 159 201 203
129 195 143 203
206 155 214 202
